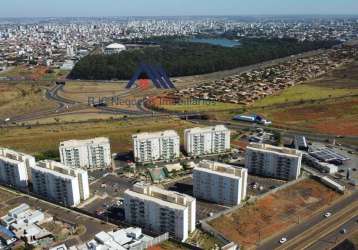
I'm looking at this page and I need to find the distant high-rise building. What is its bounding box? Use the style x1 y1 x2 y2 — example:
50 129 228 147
30 160 90 207
245 143 302 181
59 137 111 169
0 148 35 188
124 182 196 242
184 125 230 156
193 160 248 206
132 130 180 163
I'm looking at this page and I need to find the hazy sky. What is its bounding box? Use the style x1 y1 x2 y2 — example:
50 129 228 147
1 0 357 17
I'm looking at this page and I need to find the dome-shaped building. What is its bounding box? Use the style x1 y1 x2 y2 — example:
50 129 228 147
104 43 126 55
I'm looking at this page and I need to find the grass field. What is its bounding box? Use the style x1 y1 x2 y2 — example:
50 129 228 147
209 179 339 249
252 84 358 108
246 60 358 136
0 82 57 119
24 110 124 125
0 117 194 154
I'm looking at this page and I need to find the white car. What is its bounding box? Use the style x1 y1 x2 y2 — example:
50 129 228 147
279 237 287 244
324 212 332 218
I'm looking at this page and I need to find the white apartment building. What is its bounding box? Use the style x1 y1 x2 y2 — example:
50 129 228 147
184 125 230 156
193 160 248 206
245 143 303 181
0 148 36 188
124 182 196 242
30 160 90 207
132 130 180 163
59 137 111 169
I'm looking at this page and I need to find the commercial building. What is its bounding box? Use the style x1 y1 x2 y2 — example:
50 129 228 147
245 143 302 181
30 160 90 207
0 148 36 188
193 160 248 206
124 182 196 242
132 130 180 163
59 137 111 169
184 125 230 156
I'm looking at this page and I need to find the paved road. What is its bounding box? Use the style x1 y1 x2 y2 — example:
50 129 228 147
307 215 358 250
257 191 358 250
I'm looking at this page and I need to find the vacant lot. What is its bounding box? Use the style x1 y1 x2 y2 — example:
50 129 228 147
260 97 358 135
209 179 340 248
249 60 358 135
0 117 194 154
0 82 56 119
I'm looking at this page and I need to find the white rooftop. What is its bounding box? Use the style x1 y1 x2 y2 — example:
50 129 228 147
60 137 110 147
105 43 126 50
247 143 302 157
133 130 179 140
185 125 229 133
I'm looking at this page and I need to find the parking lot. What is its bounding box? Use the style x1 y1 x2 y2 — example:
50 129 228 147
163 176 229 221
90 174 138 197
310 142 358 180
247 175 287 196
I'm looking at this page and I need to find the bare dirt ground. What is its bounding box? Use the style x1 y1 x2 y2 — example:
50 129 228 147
209 179 340 249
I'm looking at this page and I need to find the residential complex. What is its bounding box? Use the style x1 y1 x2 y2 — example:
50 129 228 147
245 143 303 181
124 182 196 242
184 125 230 156
193 160 248 206
59 137 111 169
0 148 36 188
30 160 90 207
132 130 180 163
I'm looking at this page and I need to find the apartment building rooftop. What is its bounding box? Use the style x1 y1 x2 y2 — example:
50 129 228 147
132 130 179 140
185 125 228 133
60 137 109 147
126 182 195 210
0 147 33 163
35 160 86 178
247 143 302 157
197 160 246 178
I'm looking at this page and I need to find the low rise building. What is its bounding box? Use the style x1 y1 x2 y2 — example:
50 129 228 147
132 130 180 163
0 148 36 188
184 125 231 156
124 182 196 242
245 143 302 181
59 137 111 169
193 160 248 205
30 160 90 207
104 43 126 55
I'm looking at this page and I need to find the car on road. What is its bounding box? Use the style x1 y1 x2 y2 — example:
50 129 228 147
340 228 347 234
279 237 287 244
324 212 332 218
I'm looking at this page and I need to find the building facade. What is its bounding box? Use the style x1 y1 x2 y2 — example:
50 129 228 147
30 160 90 207
132 130 180 163
245 143 302 181
59 137 111 169
193 160 248 206
0 148 36 188
184 125 230 156
124 182 196 242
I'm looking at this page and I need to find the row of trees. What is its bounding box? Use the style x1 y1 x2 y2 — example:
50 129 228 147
69 38 339 80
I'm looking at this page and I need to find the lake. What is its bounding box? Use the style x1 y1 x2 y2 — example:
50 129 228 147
188 38 240 48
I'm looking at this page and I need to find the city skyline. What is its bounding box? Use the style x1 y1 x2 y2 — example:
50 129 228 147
0 0 358 18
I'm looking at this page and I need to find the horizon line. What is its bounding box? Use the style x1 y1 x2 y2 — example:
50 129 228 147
1 14 358 19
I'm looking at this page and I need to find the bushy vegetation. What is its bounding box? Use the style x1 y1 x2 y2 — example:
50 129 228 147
69 38 339 80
